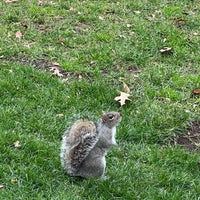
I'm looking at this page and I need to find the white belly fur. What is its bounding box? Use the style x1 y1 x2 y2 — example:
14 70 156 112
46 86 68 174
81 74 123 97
111 126 117 145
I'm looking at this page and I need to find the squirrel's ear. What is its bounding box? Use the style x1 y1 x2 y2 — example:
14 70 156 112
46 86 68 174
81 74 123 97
100 114 105 122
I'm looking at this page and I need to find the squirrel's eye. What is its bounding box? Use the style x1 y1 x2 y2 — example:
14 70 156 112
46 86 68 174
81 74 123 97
108 115 114 120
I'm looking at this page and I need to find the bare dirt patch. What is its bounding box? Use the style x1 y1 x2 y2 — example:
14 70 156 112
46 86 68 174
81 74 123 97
172 121 200 151
1 56 91 80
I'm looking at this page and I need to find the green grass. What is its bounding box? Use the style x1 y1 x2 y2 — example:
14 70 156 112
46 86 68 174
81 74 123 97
0 0 200 199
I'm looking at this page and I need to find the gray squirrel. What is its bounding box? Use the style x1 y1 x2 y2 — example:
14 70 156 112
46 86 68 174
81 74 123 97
60 111 122 178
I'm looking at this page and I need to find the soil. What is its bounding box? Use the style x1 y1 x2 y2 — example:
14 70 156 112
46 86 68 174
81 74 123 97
175 121 200 151
1 56 90 80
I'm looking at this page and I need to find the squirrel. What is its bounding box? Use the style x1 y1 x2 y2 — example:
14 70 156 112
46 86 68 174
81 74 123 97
60 111 122 178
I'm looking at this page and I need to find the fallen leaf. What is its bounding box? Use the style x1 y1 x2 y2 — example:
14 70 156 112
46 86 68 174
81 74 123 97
118 35 126 39
78 74 82 79
163 38 167 42
62 78 68 83
192 89 200 95
89 61 95 65
23 42 35 48
183 10 196 15
114 91 131 106
49 67 63 77
69 7 74 11
105 9 115 14
134 11 141 14
184 109 191 113
174 18 188 23
53 62 60 66
15 31 23 39
192 32 198 36
98 16 104 20
155 10 162 14
13 140 21 148
129 32 135 36
119 80 130 94
160 47 172 54
56 114 64 118
11 178 18 183
126 24 132 28
58 36 65 46
147 14 156 21
5 0 18 3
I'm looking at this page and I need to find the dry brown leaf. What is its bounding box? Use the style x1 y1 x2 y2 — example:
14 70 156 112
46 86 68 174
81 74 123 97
134 11 141 14
192 89 200 95
90 61 95 65
13 140 21 148
56 114 64 118
58 36 65 46
192 32 198 36
184 109 191 113
23 42 35 48
118 35 126 39
78 74 82 79
62 78 69 83
69 7 74 11
120 80 130 94
98 16 104 20
147 14 156 21
126 24 132 28
49 67 63 77
11 178 18 183
15 31 23 39
114 91 131 106
174 18 188 23
53 62 60 66
160 47 172 54
163 38 167 42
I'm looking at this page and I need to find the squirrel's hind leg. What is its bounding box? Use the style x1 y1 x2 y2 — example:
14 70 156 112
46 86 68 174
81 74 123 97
76 156 106 178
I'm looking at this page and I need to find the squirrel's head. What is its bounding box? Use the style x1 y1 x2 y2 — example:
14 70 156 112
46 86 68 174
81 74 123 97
100 111 122 128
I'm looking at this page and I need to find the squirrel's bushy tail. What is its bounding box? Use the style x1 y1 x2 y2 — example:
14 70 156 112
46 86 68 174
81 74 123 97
60 120 98 175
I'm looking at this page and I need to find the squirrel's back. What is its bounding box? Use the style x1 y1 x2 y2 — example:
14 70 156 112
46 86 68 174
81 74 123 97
60 120 98 175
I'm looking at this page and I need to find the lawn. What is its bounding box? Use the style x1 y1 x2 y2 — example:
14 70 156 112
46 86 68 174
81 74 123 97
0 0 200 199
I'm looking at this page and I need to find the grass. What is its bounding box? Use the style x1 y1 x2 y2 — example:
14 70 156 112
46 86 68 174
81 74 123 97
0 0 200 199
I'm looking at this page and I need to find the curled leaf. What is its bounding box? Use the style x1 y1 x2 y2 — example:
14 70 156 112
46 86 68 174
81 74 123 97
160 47 172 54
120 80 130 94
